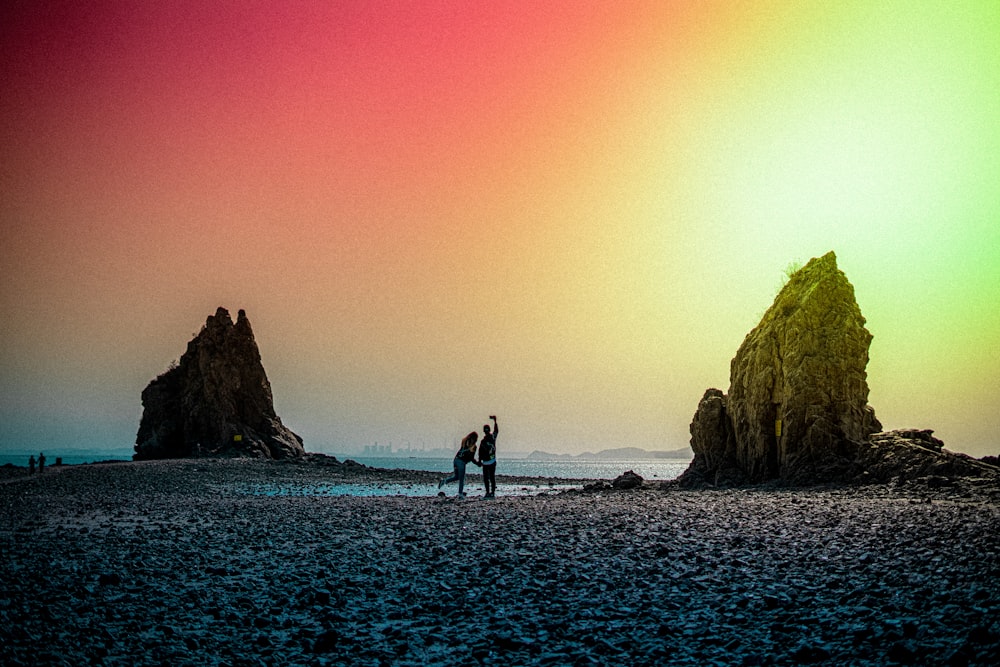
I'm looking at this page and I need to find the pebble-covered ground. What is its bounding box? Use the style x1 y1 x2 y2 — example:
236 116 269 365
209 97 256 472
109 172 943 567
1 459 998 666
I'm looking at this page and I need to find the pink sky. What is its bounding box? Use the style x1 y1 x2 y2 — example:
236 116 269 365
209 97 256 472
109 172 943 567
3 2 998 456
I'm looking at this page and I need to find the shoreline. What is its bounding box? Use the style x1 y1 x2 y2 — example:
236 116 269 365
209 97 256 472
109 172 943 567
3 453 996 498
2 459 998 666
0 455 606 491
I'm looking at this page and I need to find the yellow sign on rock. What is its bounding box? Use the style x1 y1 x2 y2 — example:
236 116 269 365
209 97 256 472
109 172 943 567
233 434 243 442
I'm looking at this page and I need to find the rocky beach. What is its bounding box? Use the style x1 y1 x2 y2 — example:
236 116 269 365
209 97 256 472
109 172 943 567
2 458 998 666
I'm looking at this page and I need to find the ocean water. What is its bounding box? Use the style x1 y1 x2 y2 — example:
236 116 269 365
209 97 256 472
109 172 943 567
0 450 690 482
347 456 690 481
221 457 690 498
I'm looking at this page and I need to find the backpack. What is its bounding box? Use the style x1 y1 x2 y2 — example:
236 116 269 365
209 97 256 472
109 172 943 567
479 440 495 461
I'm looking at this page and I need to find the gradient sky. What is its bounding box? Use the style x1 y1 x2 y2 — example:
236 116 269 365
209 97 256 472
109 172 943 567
2 1 998 458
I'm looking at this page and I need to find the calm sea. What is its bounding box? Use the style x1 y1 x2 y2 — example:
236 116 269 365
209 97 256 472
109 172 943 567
0 450 689 481
348 456 689 481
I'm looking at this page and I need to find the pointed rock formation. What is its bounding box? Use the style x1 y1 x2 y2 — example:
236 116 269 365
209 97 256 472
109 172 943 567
683 252 881 485
680 252 1000 488
134 307 305 460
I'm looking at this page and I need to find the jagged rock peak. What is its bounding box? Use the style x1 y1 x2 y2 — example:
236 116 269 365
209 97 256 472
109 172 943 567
680 253 1000 489
134 307 304 461
681 252 881 485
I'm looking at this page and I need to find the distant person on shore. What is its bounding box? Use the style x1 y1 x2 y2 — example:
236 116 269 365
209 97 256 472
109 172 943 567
477 416 498 499
28 455 36 474
439 432 478 498
38 452 46 474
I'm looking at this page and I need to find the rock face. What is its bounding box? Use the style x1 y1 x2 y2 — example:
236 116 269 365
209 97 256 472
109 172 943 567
134 308 304 460
682 252 881 485
854 430 998 485
680 252 1000 488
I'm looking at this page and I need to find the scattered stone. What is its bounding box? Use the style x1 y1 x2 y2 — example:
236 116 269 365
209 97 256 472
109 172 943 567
886 640 919 664
1 457 997 666
611 471 643 489
582 481 612 493
790 642 832 663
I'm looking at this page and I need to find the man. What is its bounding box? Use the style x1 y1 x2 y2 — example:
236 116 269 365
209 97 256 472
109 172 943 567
478 416 498 498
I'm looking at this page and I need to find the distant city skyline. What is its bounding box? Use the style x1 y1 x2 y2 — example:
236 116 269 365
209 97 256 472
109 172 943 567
360 442 453 456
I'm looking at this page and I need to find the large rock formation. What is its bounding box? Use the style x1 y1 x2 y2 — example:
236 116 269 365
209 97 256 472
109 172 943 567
134 308 304 460
682 252 882 485
680 252 999 487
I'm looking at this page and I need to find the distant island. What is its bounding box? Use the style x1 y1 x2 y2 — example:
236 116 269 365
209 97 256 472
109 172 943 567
525 446 692 461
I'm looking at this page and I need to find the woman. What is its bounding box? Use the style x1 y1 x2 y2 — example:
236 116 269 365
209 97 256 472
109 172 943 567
438 431 478 498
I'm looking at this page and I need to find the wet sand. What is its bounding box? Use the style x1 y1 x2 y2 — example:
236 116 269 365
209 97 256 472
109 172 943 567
1 458 998 666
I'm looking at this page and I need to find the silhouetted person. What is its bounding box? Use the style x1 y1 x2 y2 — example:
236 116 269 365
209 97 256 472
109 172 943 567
38 452 45 474
477 416 499 499
439 432 478 498
28 455 36 475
